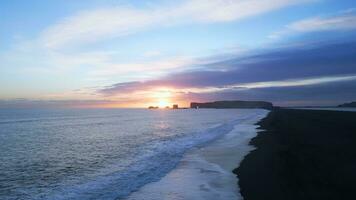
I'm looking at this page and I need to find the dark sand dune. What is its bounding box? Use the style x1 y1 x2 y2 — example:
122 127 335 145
235 108 356 200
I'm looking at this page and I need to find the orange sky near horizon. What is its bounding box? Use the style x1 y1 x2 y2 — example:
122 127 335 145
89 99 190 109
73 89 192 108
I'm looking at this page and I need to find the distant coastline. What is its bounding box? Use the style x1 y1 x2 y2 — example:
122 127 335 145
338 101 356 108
147 100 274 110
190 100 273 110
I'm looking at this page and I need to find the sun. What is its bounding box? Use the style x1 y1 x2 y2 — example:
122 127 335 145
158 99 170 108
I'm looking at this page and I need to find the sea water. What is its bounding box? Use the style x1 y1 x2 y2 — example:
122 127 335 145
0 108 266 200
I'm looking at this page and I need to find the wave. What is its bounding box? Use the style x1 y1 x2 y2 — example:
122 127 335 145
126 109 269 200
41 113 260 200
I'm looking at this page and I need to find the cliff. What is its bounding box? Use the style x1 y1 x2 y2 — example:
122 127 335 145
338 102 356 108
190 100 273 110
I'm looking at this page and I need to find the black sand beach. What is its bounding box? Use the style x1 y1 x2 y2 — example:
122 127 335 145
234 108 356 200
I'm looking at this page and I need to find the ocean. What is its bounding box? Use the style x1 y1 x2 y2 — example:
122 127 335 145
0 108 267 200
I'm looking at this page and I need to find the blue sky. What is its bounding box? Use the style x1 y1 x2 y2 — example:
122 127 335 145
1 0 356 107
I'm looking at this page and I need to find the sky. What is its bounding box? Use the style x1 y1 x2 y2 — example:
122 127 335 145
1 0 356 108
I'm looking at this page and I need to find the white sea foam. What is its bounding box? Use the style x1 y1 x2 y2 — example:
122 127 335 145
0 108 268 200
44 120 238 199
126 109 269 200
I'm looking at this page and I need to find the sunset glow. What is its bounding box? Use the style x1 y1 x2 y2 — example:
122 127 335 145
1 0 356 108
151 90 173 108
2 1 356 199
158 99 171 108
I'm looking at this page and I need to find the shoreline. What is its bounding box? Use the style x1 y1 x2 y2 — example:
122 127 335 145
126 109 268 200
234 108 356 199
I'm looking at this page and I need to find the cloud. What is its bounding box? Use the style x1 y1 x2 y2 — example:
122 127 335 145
230 75 356 89
270 11 356 39
98 40 356 105
4 40 356 107
88 56 197 81
41 0 311 49
102 41 356 92
143 50 161 58
288 15 356 32
100 74 356 97
2 0 313 94
180 79 356 106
